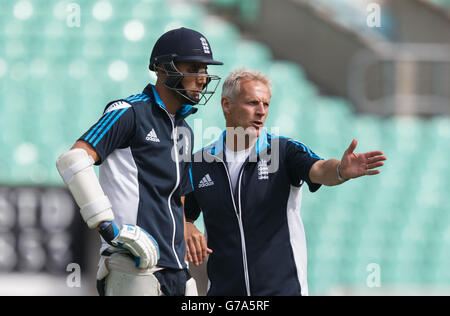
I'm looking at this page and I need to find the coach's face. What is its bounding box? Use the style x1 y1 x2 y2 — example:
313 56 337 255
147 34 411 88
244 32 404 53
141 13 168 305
222 80 271 138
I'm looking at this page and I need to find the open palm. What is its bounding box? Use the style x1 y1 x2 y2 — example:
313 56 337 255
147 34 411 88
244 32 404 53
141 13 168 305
340 139 386 180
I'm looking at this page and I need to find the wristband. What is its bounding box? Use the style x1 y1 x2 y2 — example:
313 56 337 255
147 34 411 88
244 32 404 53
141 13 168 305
98 221 120 245
337 163 348 183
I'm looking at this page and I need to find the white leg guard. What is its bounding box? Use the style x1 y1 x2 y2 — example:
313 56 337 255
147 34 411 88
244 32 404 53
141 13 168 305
103 252 163 296
56 148 114 229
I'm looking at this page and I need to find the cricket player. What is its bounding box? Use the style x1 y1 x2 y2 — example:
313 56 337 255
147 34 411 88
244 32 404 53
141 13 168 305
56 27 223 296
184 68 386 295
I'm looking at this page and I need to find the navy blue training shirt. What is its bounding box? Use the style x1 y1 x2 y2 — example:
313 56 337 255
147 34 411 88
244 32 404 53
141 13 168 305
79 83 196 270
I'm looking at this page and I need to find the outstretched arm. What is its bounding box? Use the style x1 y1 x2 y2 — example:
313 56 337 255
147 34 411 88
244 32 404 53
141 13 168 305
309 139 386 186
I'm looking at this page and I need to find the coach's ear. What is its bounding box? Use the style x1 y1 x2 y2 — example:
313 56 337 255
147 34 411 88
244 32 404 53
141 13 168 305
221 96 232 120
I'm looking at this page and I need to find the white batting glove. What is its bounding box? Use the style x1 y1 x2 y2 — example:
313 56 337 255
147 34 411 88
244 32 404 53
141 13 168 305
99 222 160 269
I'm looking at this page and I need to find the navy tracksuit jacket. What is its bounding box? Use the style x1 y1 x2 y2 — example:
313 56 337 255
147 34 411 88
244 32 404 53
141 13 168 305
185 129 323 296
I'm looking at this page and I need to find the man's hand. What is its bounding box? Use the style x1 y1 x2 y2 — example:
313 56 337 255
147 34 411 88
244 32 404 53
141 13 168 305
185 222 212 266
99 222 160 269
339 139 386 180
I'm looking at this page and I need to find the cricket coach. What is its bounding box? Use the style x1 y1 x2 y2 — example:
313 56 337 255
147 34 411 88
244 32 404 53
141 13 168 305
184 68 386 296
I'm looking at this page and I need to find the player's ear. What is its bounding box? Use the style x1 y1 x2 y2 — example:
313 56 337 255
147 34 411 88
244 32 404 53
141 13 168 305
154 63 166 77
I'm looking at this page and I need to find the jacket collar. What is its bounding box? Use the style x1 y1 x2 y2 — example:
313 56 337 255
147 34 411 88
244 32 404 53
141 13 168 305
207 128 270 159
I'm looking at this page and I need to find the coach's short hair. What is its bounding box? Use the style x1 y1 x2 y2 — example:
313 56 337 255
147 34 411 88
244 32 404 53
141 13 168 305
222 68 272 100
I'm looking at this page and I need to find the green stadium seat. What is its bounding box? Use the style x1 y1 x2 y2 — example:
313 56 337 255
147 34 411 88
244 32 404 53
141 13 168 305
237 0 260 22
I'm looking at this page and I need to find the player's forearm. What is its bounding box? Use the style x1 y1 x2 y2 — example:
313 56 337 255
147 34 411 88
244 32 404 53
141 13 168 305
309 158 346 186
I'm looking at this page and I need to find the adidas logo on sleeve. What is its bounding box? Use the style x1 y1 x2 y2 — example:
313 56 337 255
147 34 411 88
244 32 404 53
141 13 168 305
146 129 160 142
198 174 214 188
